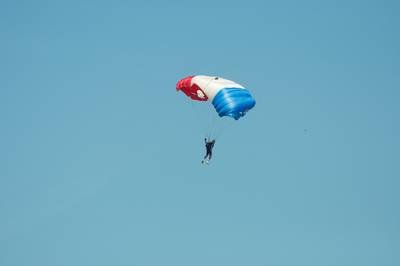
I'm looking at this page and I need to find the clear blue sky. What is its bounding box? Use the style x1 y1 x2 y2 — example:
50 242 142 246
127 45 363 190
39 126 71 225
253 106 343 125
1 1 399 265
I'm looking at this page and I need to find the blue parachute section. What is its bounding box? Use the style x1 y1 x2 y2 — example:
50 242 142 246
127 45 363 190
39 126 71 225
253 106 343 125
212 88 256 120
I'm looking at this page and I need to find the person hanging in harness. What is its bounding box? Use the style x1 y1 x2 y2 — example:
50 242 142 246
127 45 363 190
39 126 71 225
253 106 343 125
202 138 216 164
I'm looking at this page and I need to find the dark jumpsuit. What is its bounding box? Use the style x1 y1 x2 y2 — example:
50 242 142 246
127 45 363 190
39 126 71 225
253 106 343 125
204 139 215 161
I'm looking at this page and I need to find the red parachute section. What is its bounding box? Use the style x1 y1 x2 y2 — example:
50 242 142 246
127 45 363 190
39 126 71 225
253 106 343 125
176 76 208 101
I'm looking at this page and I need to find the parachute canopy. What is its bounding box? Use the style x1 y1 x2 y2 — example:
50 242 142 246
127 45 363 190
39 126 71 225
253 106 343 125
176 75 256 120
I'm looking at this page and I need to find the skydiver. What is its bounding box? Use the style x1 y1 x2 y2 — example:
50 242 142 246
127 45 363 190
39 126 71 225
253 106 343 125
202 138 215 164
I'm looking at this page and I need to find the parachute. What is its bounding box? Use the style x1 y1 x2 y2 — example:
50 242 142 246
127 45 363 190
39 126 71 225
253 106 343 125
176 75 256 120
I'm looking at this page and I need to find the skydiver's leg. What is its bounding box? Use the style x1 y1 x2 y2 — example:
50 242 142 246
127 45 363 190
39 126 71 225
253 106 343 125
202 152 209 164
204 151 212 164
206 152 212 164
202 152 208 163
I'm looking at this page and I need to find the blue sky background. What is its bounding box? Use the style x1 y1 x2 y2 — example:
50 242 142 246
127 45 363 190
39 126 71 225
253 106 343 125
1 1 399 265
